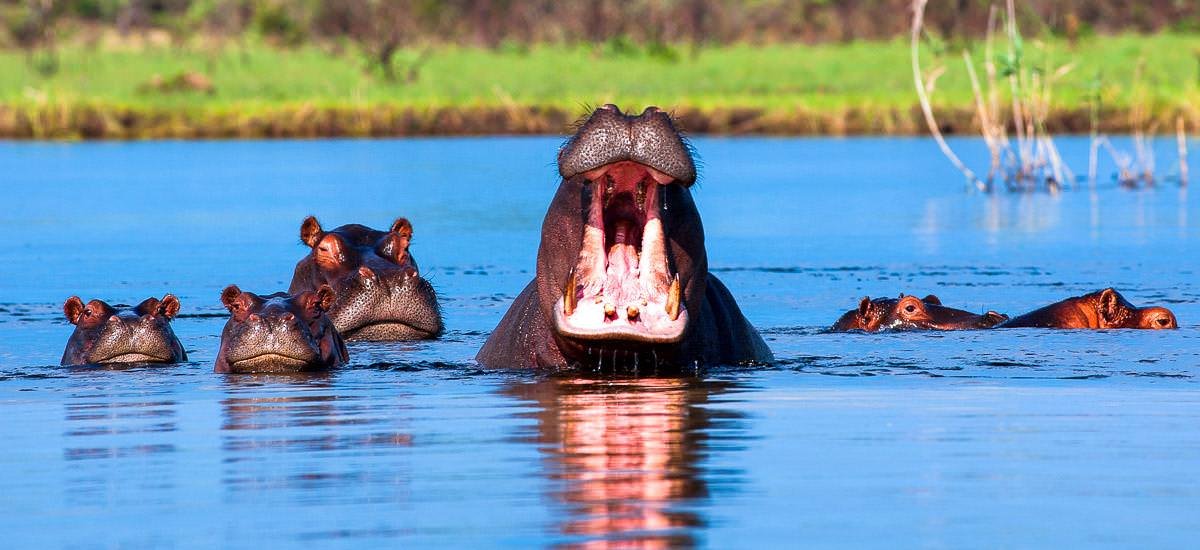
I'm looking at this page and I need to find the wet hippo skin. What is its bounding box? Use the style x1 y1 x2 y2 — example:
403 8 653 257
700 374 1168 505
289 216 442 341
1001 288 1178 329
477 105 773 370
214 284 349 373
61 295 187 366
831 294 1008 332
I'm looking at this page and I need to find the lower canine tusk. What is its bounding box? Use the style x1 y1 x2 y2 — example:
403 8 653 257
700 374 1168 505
563 268 577 316
665 275 681 321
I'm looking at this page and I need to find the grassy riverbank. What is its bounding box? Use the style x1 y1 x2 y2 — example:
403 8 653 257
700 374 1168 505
1 33 1197 138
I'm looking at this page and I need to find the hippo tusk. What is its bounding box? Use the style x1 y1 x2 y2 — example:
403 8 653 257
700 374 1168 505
665 275 681 321
562 268 577 316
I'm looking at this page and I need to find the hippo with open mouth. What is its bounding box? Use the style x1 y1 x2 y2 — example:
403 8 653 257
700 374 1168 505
214 285 348 373
477 105 773 370
831 294 1008 332
288 216 443 341
1001 288 1178 330
61 295 187 366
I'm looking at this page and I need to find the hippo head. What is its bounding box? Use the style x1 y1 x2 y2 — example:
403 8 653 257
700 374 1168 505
61 295 186 366
832 294 1008 332
540 105 701 360
214 285 348 373
289 217 442 341
1092 288 1178 329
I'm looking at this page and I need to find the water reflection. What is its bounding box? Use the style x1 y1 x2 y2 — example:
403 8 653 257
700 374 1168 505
219 375 413 504
506 377 748 548
62 381 180 508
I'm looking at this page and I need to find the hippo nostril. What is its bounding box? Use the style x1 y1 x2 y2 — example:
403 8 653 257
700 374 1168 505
359 266 375 280
248 313 262 323
404 267 418 278
108 315 121 324
282 313 296 323
600 103 620 113
641 106 662 116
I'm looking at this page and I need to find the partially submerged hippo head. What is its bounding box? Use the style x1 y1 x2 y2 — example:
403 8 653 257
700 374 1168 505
289 217 442 341
831 294 1008 332
214 285 348 373
61 295 186 366
477 105 772 369
1002 288 1178 330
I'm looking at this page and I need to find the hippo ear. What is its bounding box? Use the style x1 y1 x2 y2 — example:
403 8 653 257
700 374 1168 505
390 218 413 241
314 284 336 312
64 296 85 325
1098 288 1121 323
134 297 161 317
220 285 244 313
922 295 942 306
159 294 181 319
857 297 872 318
300 216 324 247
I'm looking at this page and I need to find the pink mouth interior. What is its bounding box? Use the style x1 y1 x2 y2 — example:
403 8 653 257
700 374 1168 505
554 161 687 343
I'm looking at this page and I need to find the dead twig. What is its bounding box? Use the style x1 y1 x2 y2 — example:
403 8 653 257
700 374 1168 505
911 0 984 191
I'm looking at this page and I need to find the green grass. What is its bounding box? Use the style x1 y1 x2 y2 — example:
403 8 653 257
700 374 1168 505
0 33 1197 136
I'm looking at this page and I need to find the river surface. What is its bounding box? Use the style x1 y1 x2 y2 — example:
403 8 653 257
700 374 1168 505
1 136 1197 548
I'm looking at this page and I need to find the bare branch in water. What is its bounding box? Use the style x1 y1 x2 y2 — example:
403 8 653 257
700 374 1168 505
911 0 984 191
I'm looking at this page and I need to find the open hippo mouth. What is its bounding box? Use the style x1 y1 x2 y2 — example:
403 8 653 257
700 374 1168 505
554 160 686 344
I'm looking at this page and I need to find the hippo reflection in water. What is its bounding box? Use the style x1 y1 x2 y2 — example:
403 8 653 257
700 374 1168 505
1001 288 1178 330
831 294 1008 332
289 216 443 341
61 295 187 366
477 105 773 370
214 285 348 374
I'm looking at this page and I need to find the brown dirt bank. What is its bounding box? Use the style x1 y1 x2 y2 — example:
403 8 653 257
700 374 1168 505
0 103 1196 139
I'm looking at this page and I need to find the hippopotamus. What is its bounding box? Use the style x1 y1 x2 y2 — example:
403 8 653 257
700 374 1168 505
214 285 348 373
288 216 442 341
477 105 773 370
1001 288 1178 329
61 295 187 366
831 294 1008 332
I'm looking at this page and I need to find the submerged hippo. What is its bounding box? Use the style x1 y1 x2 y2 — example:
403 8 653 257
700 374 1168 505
831 294 1008 332
61 295 187 366
289 216 442 341
1001 288 1178 330
215 285 348 373
477 105 773 370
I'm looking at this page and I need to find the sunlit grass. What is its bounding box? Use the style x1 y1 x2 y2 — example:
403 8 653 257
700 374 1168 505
0 33 1195 136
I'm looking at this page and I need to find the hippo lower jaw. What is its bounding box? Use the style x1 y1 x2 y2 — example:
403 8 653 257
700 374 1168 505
225 353 318 373
93 351 174 364
343 321 438 341
555 161 688 344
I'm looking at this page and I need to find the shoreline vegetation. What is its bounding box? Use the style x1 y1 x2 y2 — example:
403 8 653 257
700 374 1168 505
2 34 1197 139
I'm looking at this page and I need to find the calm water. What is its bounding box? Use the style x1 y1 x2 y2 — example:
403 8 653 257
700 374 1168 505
1 136 1198 547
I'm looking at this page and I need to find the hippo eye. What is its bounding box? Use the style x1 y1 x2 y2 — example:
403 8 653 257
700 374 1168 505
905 304 917 313
1156 318 1170 327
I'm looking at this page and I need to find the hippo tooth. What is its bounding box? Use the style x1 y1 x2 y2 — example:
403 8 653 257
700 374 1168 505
627 305 640 320
563 269 577 316
604 302 616 319
665 275 681 321
638 185 670 294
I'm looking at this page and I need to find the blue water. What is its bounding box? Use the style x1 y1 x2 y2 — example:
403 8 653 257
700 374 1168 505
1 136 1198 547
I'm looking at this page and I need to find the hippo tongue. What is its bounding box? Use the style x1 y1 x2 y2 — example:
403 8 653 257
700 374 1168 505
604 221 640 303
